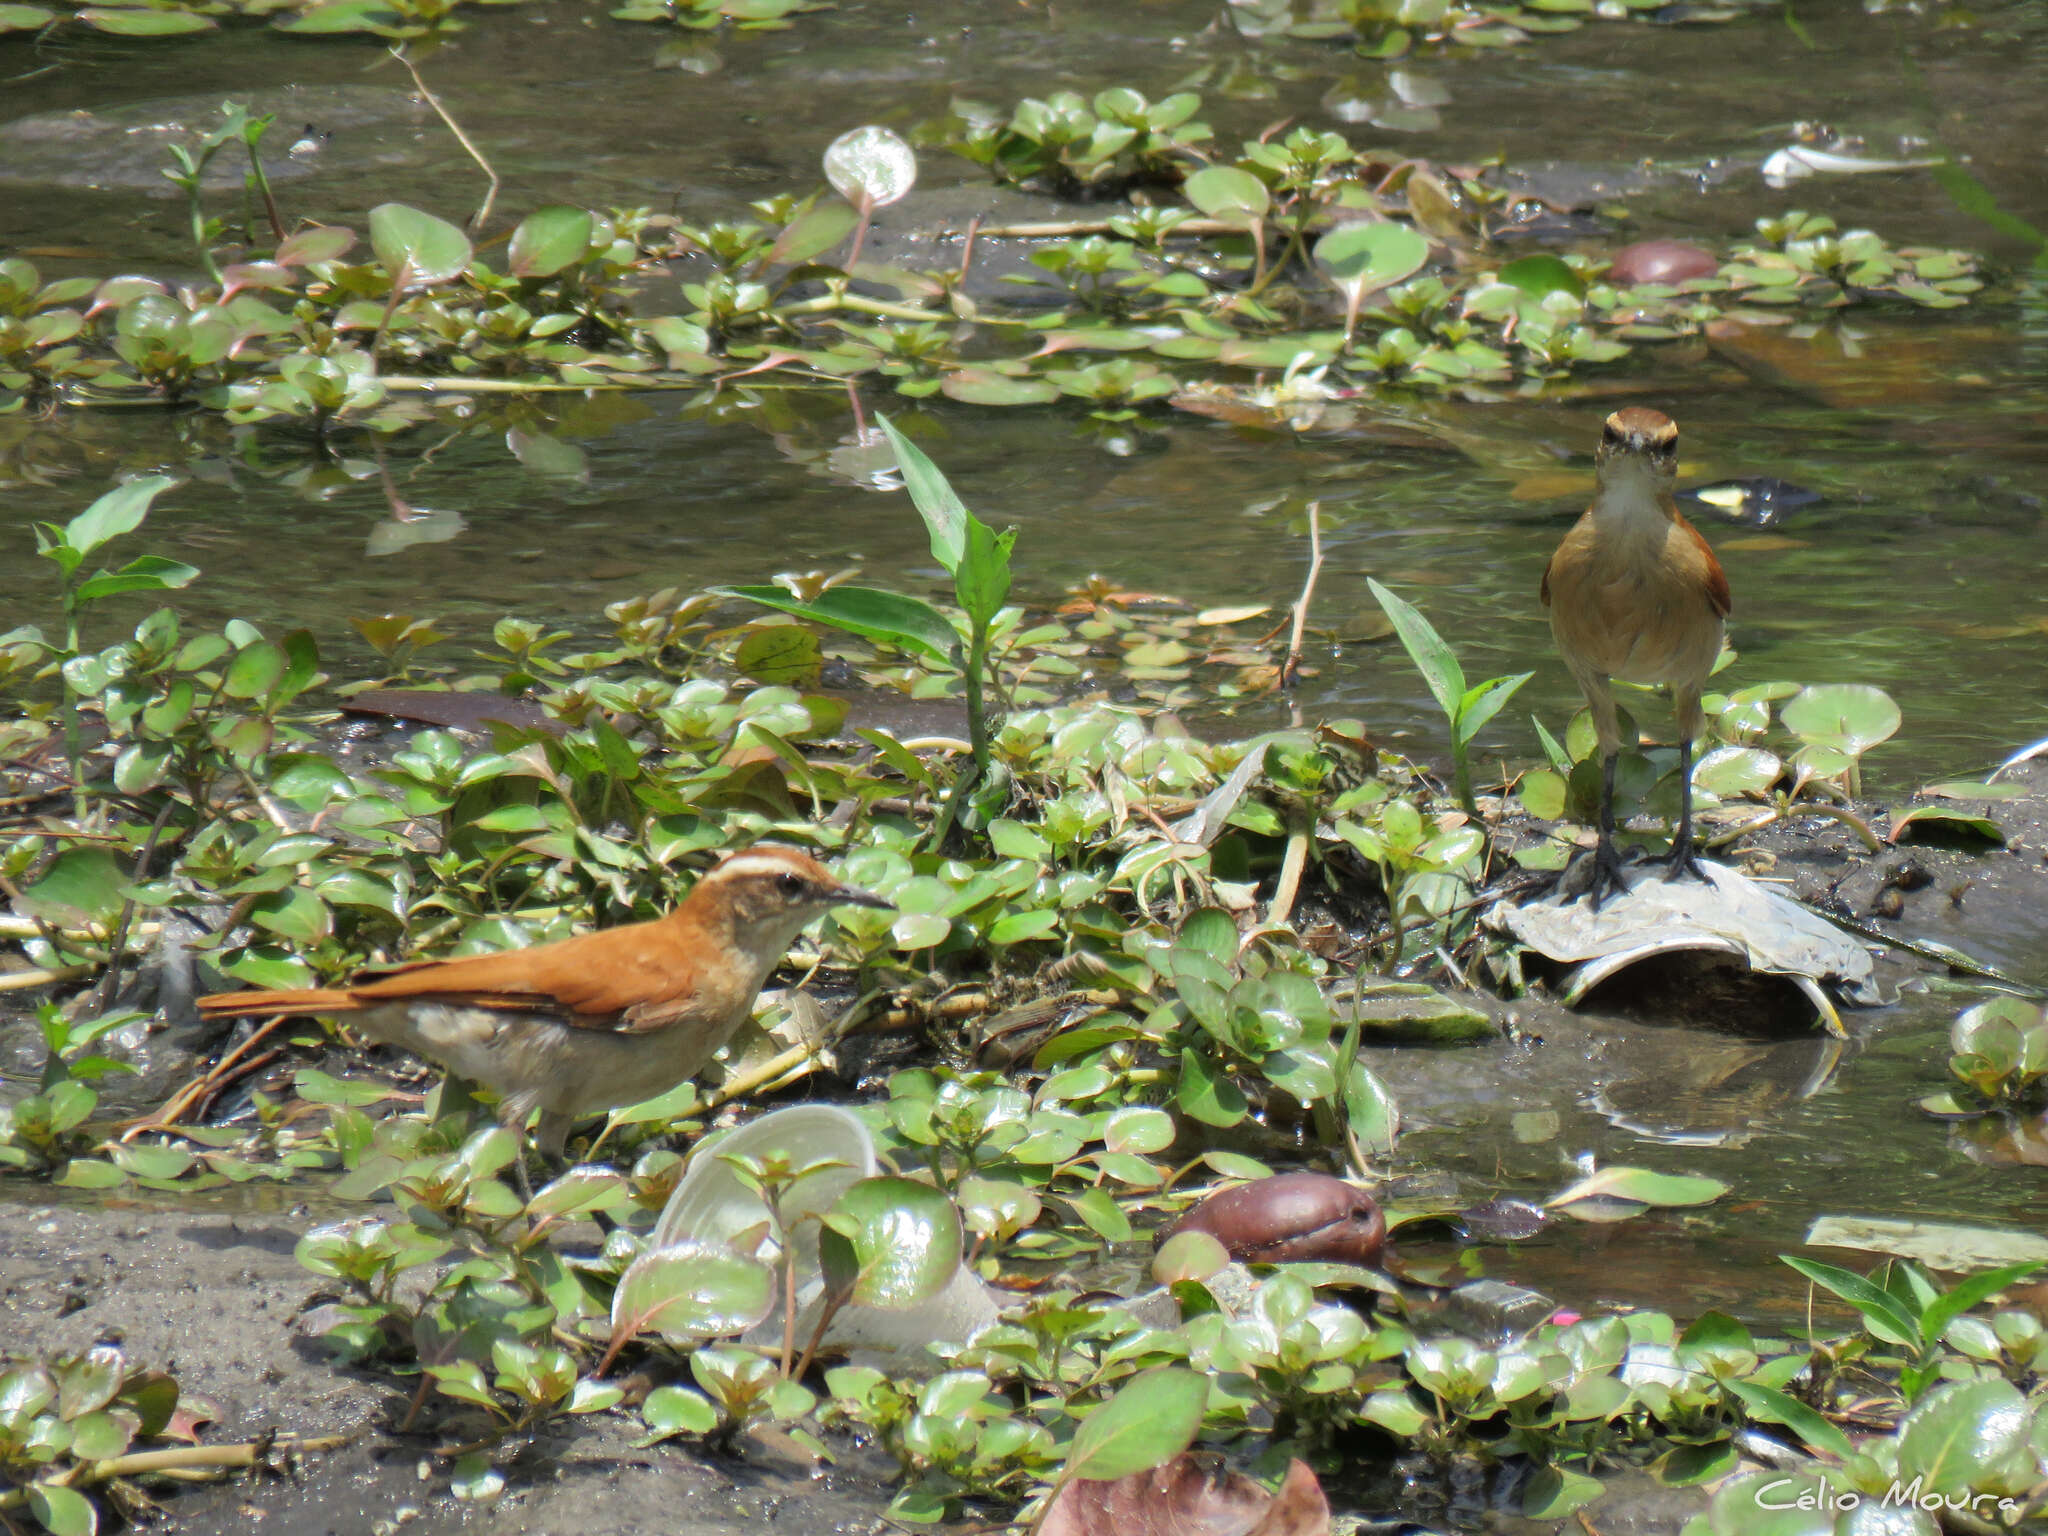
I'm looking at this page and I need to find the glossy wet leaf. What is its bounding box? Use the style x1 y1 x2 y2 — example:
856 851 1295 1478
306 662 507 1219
1182 166 1268 225
1781 683 1900 755
824 126 917 209
26 1484 96 1536
370 203 473 288
941 367 1060 406
1315 221 1429 297
508 207 594 279
1549 1167 1727 1210
637 1383 719 1444
1498 254 1584 301
769 201 860 265
1724 1379 1854 1459
1063 1366 1207 1484
1707 1471 1839 1536
56 475 177 561
1895 1377 2033 1496
609 1239 774 1349
819 1175 962 1309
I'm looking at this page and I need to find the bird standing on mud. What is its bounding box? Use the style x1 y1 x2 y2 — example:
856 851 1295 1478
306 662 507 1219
196 843 890 1161
1541 408 1731 907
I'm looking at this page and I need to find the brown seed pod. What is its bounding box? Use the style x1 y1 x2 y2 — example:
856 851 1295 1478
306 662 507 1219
1607 239 1718 287
1161 1171 1385 1266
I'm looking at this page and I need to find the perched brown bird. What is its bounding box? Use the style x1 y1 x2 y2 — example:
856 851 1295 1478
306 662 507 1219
196 844 889 1157
1541 407 1731 906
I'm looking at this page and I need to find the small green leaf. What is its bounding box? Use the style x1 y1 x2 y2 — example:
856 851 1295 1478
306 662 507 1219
27 1483 97 1536
714 584 959 665
1522 1465 1603 1518
1725 1379 1854 1460
1182 166 1268 224
610 1240 775 1351
820 1176 962 1309
1063 1366 1207 1483
876 415 970 576
77 7 214 32
1315 220 1429 296
369 203 473 288
507 206 593 279
1367 578 1464 720
1498 253 1585 301
60 476 177 561
73 555 199 605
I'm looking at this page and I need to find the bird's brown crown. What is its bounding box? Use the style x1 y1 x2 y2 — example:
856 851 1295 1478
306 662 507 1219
1596 407 1679 477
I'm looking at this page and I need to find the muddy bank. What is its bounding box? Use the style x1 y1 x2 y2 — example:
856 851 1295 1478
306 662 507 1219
3 764 2045 1534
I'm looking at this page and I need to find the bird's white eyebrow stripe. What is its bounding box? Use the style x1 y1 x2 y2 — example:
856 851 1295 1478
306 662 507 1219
706 850 816 882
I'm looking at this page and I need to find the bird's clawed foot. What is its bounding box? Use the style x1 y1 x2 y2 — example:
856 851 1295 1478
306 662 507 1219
1664 831 1710 885
1584 836 1632 911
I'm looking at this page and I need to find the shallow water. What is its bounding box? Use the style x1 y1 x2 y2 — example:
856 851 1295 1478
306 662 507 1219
4 0 2048 1402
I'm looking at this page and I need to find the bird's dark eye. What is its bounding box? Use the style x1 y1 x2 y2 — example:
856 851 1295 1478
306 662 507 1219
775 872 804 896
1601 423 1623 445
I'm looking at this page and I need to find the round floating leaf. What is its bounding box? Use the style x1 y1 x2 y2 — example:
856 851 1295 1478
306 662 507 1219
824 126 917 210
941 367 1060 407
1549 1166 1727 1210
369 203 473 288
1182 166 1268 225
507 206 593 279
1064 1366 1208 1483
0 5 57 28
78 6 215 31
819 1175 962 1309
1498 253 1585 301
1314 220 1428 295
1781 683 1900 755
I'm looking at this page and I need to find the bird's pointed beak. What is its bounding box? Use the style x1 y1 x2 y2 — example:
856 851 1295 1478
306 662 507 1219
828 880 893 911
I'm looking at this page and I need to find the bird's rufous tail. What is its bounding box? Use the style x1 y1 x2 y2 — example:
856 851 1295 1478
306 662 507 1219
194 988 362 1019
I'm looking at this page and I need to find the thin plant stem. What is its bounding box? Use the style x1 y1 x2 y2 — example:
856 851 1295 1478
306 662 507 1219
391 47 500 232
1281 500 1322 690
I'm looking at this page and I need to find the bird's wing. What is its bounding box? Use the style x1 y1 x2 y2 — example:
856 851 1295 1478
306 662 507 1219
1678 516 1731 617
347 921 721 1034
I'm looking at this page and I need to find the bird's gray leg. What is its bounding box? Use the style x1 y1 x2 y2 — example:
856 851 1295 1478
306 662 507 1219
1666 732 1708 881
1588 752 1631 909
